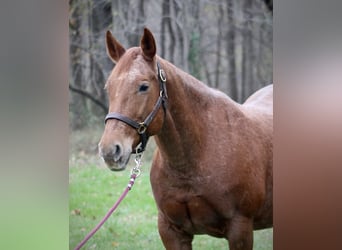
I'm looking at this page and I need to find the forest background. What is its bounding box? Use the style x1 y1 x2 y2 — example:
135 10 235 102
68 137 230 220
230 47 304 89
69 0 273 129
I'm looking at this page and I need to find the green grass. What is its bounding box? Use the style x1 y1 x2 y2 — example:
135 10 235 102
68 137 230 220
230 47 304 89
69 128 272 249
69 162 161 249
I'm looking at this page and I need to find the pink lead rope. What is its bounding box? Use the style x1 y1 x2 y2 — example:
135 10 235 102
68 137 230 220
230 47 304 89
74 153 143 250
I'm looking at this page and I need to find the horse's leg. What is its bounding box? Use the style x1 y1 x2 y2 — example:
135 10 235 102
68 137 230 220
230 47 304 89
227 214 253 250
158 213 193 250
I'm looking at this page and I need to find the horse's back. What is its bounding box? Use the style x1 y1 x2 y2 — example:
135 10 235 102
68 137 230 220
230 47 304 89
243 84 273 116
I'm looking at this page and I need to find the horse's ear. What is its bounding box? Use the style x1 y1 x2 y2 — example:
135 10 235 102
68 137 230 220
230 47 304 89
106 30 126 63
140 28 156 61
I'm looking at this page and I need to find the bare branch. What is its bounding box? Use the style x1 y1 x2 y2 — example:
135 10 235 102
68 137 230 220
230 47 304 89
69 84 108 113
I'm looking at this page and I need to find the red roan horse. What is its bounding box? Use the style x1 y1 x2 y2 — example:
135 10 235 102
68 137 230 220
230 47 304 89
99 28 273 250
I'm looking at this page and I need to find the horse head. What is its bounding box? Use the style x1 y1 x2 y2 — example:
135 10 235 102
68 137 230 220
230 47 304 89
98 28 166 171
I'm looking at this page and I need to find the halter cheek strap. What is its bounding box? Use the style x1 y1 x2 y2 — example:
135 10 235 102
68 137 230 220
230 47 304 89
104 61 167 153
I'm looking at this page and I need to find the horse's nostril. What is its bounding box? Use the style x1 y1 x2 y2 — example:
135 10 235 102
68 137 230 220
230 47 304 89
113 144 122 160
99 142 123 163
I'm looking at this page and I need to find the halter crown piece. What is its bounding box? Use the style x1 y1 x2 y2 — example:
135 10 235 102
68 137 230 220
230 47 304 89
104 61 168 153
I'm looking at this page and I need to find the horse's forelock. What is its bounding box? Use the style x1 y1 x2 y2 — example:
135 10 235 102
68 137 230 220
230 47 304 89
113 48 140 74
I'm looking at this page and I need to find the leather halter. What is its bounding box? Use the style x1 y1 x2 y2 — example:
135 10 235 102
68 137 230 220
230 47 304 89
104 62 168 153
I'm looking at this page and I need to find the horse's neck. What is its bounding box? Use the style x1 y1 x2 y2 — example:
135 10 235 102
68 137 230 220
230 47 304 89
154 59 236 170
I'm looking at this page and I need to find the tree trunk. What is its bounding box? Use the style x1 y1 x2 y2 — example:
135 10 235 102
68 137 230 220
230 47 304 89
226 0 238 101
161 0 176 63
241 0 254 101
214 2 224 89
188 0 202 80
89 0 112 115
69 0 91 129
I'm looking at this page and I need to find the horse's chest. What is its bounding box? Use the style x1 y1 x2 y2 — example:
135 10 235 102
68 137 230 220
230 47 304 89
160 193 227 237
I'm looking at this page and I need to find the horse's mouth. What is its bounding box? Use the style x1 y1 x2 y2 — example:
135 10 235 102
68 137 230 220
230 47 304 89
103 155 130 171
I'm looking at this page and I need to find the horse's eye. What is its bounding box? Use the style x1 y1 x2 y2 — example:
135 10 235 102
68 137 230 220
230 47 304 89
138 83 149 92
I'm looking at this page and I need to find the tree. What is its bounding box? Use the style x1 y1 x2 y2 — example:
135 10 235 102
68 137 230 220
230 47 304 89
241 0 253 101
226 0 238 101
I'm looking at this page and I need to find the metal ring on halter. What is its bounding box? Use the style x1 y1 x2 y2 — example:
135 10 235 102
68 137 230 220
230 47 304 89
137 122 147 134
159 69 166 82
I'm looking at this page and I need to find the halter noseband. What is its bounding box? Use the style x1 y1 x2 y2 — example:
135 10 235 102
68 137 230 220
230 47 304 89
104 61 168 154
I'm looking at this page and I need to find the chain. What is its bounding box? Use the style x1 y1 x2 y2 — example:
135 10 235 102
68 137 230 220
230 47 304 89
131 148 143 177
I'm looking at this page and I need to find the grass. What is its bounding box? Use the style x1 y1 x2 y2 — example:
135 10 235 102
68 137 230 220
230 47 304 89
69 127 273 249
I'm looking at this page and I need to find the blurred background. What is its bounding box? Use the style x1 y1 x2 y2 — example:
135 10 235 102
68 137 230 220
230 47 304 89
69 0 273 131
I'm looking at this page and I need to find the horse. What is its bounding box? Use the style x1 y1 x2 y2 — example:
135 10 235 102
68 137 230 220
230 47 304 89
98 28 273 250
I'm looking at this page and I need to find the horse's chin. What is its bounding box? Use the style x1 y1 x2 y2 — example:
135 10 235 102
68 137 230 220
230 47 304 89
109 166 126 171
103 154 131 172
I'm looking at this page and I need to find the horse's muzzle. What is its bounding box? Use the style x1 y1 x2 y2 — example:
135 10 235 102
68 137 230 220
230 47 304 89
98 142 131 171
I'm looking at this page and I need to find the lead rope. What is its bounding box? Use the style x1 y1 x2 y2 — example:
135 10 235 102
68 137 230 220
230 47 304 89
74 151 143 250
